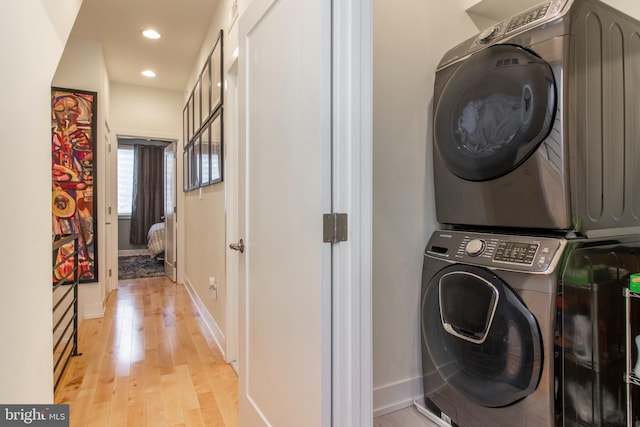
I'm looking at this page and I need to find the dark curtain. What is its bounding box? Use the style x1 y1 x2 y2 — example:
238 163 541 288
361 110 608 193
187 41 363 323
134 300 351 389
130 145 164 244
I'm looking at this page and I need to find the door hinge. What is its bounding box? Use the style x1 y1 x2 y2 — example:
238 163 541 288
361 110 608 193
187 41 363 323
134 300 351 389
108 269 112 277
323 213 348 243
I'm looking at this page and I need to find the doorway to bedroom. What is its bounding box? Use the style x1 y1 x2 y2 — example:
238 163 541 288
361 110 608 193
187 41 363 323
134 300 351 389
116 136 175 281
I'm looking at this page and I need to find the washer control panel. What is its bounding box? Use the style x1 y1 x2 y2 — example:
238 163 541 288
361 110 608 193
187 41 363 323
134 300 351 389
426 230 565 273
493 241 538 264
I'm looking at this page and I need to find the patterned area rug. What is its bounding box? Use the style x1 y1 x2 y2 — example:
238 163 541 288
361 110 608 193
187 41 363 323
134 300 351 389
118 255 165 280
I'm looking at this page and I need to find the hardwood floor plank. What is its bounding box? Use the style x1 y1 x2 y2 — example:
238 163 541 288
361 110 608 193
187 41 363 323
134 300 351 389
87 401 110 427
55 277 238 427
145 390 167 427
107 376 129 426
127 401 147 427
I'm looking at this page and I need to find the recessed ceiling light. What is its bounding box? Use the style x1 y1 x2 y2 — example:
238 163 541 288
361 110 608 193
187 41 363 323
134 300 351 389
142 29 161 39
141 70 156 78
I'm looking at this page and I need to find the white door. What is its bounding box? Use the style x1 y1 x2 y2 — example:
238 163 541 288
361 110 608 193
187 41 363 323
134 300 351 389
237 0 332 424
163 142 177 281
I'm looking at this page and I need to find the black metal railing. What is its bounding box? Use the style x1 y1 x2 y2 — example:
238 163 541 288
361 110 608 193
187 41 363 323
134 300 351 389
52 234 82 391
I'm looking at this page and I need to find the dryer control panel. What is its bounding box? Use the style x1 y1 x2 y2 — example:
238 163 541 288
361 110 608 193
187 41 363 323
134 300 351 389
437 0 570 70
472 0 567 47
426 230 566 273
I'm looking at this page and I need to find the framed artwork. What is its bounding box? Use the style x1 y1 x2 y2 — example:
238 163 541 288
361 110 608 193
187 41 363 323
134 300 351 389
182 29 223 192
210 30 223 113
183 104 189 147
183 143 190 192
51 87 98 283
188 93 195 141
193 79 201 130
210 109 223 184
193 137 202 188
201 59 211 120
201 125 212 185
186 143 195 190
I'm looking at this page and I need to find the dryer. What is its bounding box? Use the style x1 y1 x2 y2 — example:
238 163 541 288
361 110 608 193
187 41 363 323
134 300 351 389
432 0 640 236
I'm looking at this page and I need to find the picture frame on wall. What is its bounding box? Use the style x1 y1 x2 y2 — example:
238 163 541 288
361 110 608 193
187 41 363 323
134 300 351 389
183 147 190 192
183 104 189 148
189 93 196 142
201 125 212 185
193 79 202 130
201 58 211 120
210 30 223 114
187 93 194 142
182 28 223 192
210 109 223 184
192 137 201 188
51 87 99 283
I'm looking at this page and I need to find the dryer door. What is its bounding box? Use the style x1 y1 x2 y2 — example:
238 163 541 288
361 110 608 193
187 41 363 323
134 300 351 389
434 44 556 181
422 264 543 408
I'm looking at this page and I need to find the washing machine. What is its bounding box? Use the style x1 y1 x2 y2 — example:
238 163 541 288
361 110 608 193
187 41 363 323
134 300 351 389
421 229 565 426
432 0 640 235
421 229 640 426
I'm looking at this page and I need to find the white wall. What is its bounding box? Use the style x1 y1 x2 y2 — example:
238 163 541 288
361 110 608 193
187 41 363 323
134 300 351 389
371 0 477 415
0 0 81 404
53 37 111 322
110 83 183 136
109 82 183 286
179 0 240 358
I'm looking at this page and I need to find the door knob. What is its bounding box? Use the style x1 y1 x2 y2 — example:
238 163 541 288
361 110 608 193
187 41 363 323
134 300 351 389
229 239 245 253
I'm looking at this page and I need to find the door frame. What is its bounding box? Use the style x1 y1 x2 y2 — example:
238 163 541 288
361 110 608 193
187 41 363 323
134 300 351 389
163 141 178 282
111 129 181 290
331 0 373 424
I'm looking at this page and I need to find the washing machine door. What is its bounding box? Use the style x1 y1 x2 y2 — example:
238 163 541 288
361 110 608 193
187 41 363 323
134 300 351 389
434 44 556 181
422 264 543 408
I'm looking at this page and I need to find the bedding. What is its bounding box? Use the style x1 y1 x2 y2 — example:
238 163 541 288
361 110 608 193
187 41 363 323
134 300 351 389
147 222 165 258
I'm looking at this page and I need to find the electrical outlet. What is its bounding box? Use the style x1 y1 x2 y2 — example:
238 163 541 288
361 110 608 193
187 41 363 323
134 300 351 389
209 276 218 299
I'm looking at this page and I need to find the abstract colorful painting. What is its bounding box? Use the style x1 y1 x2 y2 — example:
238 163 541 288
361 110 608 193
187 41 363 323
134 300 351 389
51 87 98 283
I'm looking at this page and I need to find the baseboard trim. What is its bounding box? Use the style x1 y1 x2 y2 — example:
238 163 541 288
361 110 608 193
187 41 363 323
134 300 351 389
182 275 227 359
83 300 105 320
373 375 424 417
118 249 150 257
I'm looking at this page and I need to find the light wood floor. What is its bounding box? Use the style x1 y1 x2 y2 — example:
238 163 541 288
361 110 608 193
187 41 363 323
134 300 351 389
54 276 238 427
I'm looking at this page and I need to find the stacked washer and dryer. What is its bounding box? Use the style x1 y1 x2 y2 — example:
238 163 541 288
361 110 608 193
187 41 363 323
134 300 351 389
420 0 640 426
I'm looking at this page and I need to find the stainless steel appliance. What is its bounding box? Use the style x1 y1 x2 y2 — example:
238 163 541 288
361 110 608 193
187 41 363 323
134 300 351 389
421 229 639 426
432 0 640 236
421 230 565 426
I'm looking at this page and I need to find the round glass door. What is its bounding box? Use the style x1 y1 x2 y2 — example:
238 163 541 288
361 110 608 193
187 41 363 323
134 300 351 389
422 264 542 407
434 44 556 181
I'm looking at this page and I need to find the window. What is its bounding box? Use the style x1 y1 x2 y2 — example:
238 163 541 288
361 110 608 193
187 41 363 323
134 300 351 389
117 146 134 216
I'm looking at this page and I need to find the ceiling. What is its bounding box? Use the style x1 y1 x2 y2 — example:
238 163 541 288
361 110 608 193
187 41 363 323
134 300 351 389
69 0 220 92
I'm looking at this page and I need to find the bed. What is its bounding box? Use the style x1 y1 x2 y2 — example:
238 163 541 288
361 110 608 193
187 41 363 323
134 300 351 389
147 222 165 258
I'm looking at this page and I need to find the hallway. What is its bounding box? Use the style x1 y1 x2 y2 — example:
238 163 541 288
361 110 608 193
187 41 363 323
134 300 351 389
55 277 238 426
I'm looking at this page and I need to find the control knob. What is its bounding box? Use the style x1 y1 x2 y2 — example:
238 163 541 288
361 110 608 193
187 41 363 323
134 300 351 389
466 239 486 256
479 26 500 43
